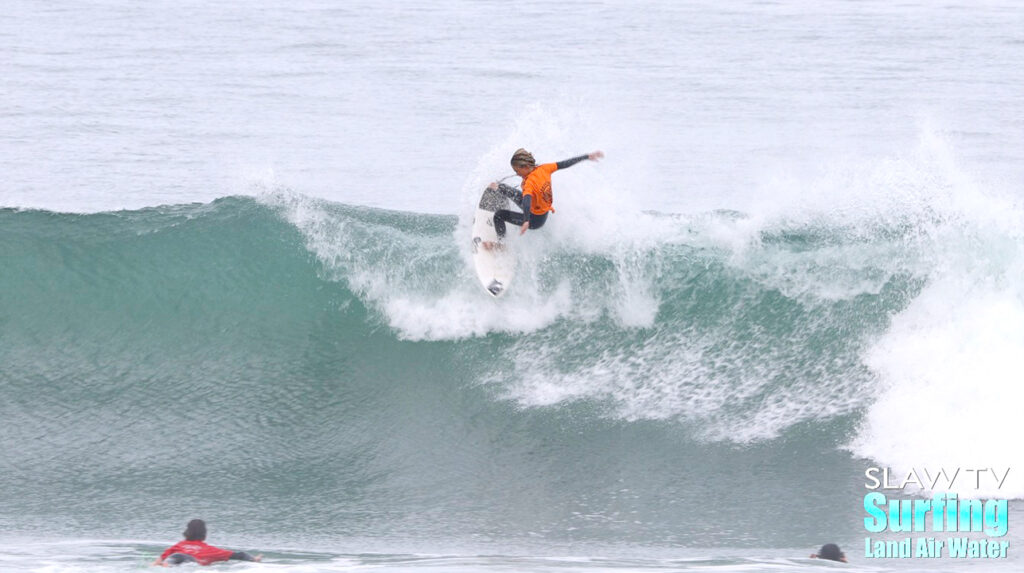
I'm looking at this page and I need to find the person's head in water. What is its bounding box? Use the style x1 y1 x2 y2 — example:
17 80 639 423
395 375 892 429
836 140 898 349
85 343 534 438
510 148 536 177
811 543 846 562
183 519 207 541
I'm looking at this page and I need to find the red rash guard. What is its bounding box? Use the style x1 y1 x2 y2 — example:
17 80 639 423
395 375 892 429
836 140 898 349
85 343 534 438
159 540 234 565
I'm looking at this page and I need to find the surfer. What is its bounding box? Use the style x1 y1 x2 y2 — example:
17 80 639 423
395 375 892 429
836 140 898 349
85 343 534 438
487 148 604 241
152 519 262 566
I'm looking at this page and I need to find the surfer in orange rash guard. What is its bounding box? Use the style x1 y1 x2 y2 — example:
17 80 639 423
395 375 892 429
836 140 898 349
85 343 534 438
487 148 603 241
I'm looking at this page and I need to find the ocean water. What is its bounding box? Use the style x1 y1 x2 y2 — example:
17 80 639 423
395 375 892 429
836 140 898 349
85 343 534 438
3 1 1024 572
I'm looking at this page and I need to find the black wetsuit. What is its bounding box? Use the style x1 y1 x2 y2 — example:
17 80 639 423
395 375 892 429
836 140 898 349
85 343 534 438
166 551 258 565
493 155 589 238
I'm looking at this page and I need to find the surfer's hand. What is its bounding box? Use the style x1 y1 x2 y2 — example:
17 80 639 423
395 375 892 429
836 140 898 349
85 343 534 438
589 150 604 161
487 182 498 190
520 222 529 235
254 555 263 562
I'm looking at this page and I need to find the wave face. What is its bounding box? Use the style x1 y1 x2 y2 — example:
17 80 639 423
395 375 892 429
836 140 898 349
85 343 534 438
2 158 1023 551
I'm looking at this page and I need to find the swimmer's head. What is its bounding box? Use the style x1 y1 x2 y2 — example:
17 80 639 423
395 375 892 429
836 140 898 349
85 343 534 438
183 519 207 541
814 543 845 562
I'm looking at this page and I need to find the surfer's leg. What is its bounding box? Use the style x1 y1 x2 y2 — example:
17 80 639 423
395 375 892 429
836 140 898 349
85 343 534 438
527 212 548 230
493 209 526 239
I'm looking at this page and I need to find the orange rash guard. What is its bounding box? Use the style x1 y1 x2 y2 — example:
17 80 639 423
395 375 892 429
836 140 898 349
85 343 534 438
519 154 591 215
521 163 558 215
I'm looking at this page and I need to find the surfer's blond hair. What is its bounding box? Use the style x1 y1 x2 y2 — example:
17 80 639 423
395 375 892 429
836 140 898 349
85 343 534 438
510 148 536 168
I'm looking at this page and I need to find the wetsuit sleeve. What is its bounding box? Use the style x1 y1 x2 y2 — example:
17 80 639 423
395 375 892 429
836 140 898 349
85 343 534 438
230 551 258 561
555 155 589 170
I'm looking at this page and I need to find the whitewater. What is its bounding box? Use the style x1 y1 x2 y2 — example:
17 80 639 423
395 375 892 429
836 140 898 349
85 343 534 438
3 1 1024 572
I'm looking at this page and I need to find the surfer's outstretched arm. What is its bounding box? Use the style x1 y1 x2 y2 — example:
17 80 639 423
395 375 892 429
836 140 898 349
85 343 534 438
556 150 604 170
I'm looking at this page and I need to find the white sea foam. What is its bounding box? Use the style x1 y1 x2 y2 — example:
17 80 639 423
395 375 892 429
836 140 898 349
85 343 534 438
845 136 1024 498
264 187 579 340
851 279 1024 498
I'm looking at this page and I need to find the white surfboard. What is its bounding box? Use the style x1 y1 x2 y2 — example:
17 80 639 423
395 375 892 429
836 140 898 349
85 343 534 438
471 187 516 297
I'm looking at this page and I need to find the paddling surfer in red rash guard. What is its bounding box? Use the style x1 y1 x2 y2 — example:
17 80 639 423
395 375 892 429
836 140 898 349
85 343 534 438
152 519 262 566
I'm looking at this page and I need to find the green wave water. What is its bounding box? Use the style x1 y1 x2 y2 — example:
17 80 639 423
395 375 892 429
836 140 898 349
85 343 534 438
2 194 1022 571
